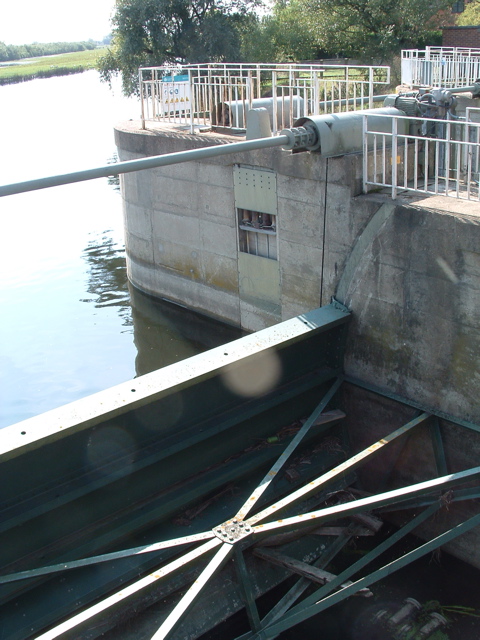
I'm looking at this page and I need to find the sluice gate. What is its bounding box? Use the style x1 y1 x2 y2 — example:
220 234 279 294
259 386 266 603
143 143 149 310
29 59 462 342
1 302 480 639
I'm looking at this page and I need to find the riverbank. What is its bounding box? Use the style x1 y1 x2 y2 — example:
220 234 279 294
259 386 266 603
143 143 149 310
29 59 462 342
0 47 106 84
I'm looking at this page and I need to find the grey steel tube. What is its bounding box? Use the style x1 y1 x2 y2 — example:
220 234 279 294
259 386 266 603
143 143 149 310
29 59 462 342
0 134 290 198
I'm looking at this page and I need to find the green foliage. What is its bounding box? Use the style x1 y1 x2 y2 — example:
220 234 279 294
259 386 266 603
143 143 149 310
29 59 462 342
456 1 480 25
0 49 105 85
284 0 452 62
98 0 260 95
0 41 97 63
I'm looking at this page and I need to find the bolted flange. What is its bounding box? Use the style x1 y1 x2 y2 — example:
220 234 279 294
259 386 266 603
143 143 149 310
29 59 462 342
213 519 253 544
280 125 318 151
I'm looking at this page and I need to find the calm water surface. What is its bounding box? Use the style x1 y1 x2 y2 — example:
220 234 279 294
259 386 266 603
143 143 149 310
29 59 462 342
0 71 240 428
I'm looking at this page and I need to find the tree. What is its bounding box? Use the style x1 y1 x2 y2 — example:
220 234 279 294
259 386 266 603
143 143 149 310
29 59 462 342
98 0 260 95
456 1 480 25
300 0 452 62
238 4 321 63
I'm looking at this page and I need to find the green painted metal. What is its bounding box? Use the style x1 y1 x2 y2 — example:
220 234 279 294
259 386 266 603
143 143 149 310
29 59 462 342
256 509 480 639
430 416 449 477
3 300 480 640
234 546 262 633
0 302 351 639
248 412 431 528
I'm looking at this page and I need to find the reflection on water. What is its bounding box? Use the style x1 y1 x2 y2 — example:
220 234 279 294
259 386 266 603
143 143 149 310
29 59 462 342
129 285 242 377
82 230 132 327
0 71 241 429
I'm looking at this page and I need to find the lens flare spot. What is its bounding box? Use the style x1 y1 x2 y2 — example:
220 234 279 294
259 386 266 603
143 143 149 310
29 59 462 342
221 351 282 397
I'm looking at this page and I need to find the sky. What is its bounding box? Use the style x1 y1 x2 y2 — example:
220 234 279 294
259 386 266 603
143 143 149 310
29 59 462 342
1 0 116 45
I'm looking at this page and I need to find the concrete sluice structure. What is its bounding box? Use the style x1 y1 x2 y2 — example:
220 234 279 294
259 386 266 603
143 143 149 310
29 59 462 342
2 111 480 639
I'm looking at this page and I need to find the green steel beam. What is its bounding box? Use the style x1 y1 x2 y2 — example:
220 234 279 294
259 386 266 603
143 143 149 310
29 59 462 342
233 377 343 522
151 542 234 640
254 504 480 639
34 538 222 640
234 547 262 633
430 417 449 477
248 412 431 527
252 465 480 538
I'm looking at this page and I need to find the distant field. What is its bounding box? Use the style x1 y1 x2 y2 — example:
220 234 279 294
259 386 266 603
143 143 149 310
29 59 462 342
0 48 107 85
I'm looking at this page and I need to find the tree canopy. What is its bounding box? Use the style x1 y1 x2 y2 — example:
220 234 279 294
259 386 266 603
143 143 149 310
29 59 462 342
298 0 450 62
0 41 96 63
99 0 453 95
456 1 480 26
98 0 259 94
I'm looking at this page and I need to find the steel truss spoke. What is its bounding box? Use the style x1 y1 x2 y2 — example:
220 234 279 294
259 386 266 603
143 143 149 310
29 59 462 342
236 505 439 640
0 530 216 585
35 537 221 640
234 377 343 522
151 542 233 639
234 546 262 632
259 509 480 639
247 412 431 527
252 465 480 537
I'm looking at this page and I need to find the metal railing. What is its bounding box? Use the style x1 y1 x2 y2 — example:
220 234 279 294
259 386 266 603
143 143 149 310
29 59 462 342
402 47 480 88
139 63 390 134
363 111 480 201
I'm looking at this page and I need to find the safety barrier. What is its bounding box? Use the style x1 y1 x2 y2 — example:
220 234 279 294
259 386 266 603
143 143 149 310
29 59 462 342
402 47 480 88
139 63 390 134
363 110 480 201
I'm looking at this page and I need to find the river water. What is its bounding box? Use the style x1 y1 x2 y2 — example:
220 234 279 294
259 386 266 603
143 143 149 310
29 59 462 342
0 71 240 429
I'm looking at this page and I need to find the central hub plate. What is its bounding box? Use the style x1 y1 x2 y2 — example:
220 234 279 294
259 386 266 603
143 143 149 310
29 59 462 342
213 519 253 544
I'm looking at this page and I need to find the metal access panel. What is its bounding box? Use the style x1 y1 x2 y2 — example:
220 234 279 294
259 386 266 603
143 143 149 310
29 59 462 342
233 166 277 215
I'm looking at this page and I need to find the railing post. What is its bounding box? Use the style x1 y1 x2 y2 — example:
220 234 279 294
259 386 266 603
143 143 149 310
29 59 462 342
369 67 374 109
272 70 278 136
363 113 369 194
391 116 398 200
189 69 195 134
140 69 146 130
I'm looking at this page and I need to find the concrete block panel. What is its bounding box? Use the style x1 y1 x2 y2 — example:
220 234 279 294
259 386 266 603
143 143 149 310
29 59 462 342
277 198 324 249
151 176 199 217
273 147 326 181
280 272 321 312
147 265 241 326
200 218 238 259
150 162 198 183
127 257 158 298
152 210 201 249
153 239 202 279
124 203 152 241
125 232 154 265
277 174 323 206
198 163 233 189
200 251 239 294
197 182 236 223
278 238 323 280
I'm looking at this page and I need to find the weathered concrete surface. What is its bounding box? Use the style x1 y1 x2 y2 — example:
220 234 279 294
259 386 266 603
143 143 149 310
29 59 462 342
115 122 330 329
116 121 480 567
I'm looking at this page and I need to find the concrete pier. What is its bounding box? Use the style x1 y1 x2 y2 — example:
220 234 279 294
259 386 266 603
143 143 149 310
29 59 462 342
116 120 480 568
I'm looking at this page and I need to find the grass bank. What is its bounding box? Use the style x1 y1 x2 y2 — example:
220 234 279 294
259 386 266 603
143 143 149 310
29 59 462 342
0 48 106 85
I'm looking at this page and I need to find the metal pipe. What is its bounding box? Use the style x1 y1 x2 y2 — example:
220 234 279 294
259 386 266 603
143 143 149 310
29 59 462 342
0 134 290 198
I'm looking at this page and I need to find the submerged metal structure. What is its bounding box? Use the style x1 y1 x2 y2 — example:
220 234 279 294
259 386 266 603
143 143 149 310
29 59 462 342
1 301 480 639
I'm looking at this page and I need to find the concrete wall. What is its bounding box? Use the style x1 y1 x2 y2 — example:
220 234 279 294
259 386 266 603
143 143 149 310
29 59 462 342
115 123 480 424
116 121 480 567
115 123 377 330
